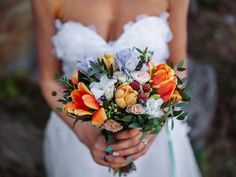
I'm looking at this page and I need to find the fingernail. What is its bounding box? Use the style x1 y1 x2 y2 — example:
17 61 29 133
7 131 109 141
126 156 133 164
105 146 113 153
112 152 119 157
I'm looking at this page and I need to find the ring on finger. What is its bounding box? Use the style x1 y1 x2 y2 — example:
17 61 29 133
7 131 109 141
141 138 148 146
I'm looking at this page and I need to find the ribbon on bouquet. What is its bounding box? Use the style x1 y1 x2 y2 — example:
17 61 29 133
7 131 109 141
166 119 177 177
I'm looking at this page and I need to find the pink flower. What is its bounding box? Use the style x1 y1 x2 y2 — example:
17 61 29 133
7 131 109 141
131 71 150 84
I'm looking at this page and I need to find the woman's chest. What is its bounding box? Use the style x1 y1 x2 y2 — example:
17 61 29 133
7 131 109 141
57 0 169 41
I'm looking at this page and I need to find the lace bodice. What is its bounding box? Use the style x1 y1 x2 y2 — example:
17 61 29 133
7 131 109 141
52 12 173 77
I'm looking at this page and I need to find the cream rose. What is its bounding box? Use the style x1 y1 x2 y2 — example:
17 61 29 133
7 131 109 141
126 104 145 115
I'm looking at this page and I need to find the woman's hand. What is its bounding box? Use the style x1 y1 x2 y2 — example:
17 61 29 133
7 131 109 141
75 122 128 168
108 129 156 162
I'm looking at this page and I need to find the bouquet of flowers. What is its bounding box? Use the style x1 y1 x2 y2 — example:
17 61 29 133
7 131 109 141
52 47 190 176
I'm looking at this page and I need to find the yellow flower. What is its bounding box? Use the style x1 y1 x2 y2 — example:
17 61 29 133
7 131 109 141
115 83 138 108
103 54 116 71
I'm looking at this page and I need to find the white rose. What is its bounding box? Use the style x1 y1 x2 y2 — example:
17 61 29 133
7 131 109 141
131 71 150 84
145 98 164 118
90 75 117 101
105 84 115 100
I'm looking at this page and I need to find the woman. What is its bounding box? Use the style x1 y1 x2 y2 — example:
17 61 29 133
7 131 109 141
31 0 202 177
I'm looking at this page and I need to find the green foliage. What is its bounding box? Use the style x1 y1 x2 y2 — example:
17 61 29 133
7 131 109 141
177 60 186 71
101 129 115 142
88 59 107 77
54 107 62 113
55 73 76 104
135 47 153 62
78 71 91 86
56 72 74 90
179 89 191 102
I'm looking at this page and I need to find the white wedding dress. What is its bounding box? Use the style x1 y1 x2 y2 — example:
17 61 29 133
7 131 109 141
44 12 202 177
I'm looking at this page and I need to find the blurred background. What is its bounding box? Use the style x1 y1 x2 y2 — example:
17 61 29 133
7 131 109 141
0 0 235 177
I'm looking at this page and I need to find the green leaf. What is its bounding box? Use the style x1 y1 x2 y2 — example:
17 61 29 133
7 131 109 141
108 64 114 77
149 94 160 100
176 112 188 120
89 60 99 69
56 74 74 89
169 62 174 69
54 107 62 113
170 106 174 117
151 126 162 134
138 115 144 126
177 60 184 69
147 118 160 126
129 122 141 128
143 125 152 132
51 91 57 96
179 90 191 102
175 102 187 107
173 110 184 117
58 99 65 103
135 48 143 54
177 67 186 72
122 115 133 122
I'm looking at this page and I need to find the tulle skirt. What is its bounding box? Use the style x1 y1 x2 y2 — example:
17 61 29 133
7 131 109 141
43 112 202 177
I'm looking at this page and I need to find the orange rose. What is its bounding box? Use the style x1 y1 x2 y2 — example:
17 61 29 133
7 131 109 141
64 82 107 126
151 64 175 86
171 90 182 102
151 64 177 102
115 83 138 108
156 76 177 102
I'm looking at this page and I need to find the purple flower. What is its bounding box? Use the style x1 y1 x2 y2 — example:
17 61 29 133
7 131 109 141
76 55 95 75
116 48 139 75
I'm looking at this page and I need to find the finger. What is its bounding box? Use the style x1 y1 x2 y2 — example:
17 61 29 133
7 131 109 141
113 134 154 156
115 128 141 140
110 132 142 151
93 137 108 152
93 151 127 168
128 136 155 161
105 154 127 164
96 159 128 168
114 142 145 157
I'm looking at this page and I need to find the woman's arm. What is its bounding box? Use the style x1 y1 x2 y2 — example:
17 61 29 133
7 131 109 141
31 0 83 134
168 0 190 78
31 0 127 168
